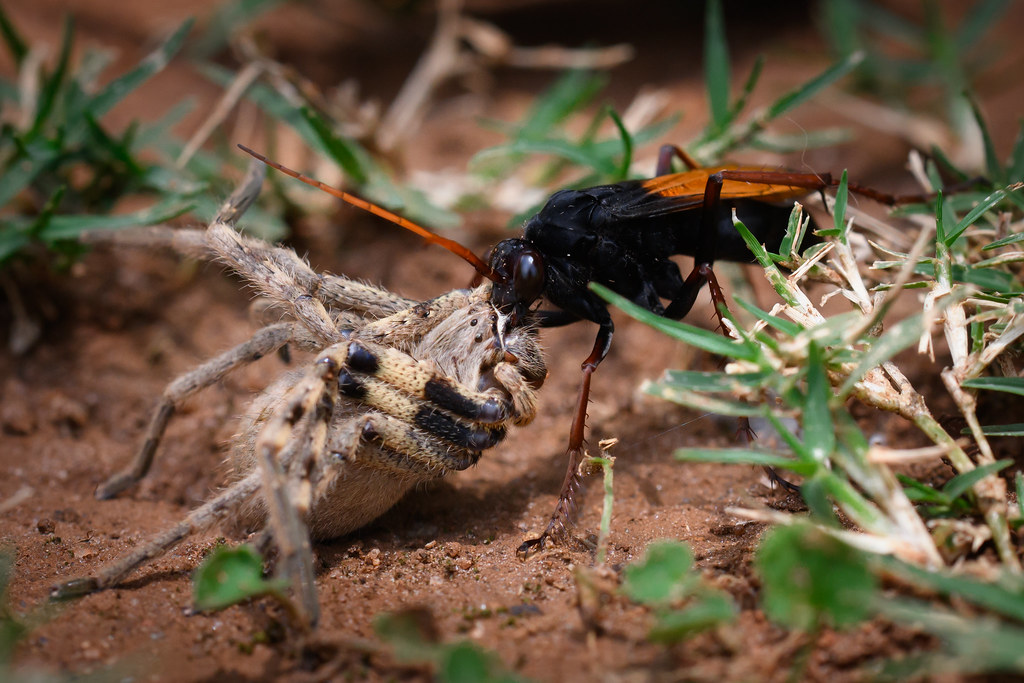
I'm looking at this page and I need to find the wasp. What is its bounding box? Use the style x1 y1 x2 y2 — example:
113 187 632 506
239 143 928 555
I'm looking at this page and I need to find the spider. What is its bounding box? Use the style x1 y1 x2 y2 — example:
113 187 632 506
52 160 546 627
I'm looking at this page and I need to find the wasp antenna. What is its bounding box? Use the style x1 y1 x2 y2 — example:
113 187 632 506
237 144 501 283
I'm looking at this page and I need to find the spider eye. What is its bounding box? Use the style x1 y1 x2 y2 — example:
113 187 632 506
513 249 544 304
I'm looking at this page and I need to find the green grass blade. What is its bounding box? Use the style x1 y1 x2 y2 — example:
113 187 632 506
520 70 606 141
728 55 763 122
942 459 1013 500
801 474 840 526
606 108 633 181
1017 473 1024 519
954 0 1008 50
674 448 817 476
898 474 952 505
88 18 193 119
733 296 803 337
946 184 1022 247
39 196 194 239
645 381 763 417
0 4 28 67
299 106 368 184
661 369 772 392
190 0 285 58
703 0 730 132
803 342 835 464
0 226 30 262
877 555 1024 622
839 312 928 397
1007 119 1024 183
966 93 1004 182
28 17 74 138
961 376 1024 396
732 217 799 306
765 52 863 120
982 231 1024 251
833 170 849 241
0 150 51 208
977 424 1024 437
592 282 760 361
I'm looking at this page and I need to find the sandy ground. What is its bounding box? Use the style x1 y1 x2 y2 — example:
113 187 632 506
3 1 1023 680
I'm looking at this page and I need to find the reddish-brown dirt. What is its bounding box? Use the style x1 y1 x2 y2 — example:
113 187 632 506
2 2 1023 681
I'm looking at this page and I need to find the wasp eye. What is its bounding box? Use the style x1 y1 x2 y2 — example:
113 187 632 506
513 249 544 304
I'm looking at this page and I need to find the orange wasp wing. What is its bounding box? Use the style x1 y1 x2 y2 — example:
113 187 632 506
611 166 818 220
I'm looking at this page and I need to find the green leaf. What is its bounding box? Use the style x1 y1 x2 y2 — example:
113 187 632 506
962 376 1024 397
648 592 736 643
622 540 696 605
193 545 287 611
801 474 840 526
439 641 526 683
756 524 877 631
374 611 440 664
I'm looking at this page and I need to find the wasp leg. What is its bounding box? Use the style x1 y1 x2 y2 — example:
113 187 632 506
519 317 612 557
656 144 701 175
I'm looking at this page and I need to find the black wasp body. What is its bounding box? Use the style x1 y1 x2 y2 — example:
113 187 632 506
516 183 798 330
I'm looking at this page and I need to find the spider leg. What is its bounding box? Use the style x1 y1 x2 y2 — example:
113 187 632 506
252 354 339 628
52 469 263 599
96 321 297 500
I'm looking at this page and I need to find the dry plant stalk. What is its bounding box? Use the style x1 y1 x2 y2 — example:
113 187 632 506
735 189 1024 570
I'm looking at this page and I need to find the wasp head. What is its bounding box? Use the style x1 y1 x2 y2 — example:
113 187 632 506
487 238 545 324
